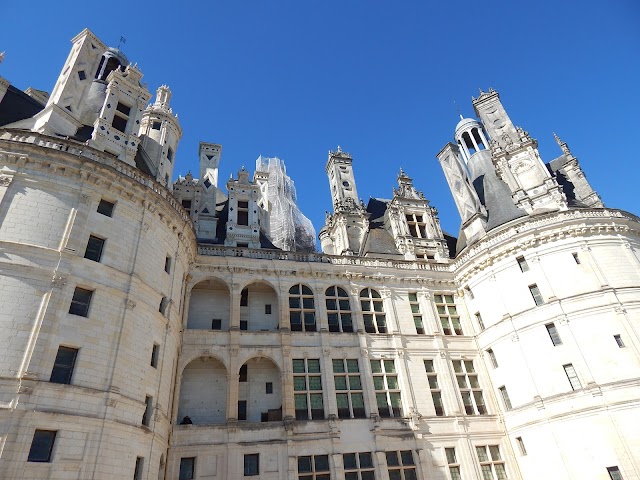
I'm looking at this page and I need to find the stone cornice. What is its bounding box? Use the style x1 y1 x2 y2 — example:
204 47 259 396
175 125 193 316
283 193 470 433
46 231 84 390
454 208 640 283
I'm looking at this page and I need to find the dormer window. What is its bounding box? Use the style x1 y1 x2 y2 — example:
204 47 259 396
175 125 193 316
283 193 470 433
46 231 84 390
405 213 427 238
112 102 130 133
237 201 249 226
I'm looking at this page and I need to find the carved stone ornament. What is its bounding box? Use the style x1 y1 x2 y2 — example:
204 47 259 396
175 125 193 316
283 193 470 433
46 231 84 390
0 174 13 187
126 299 137 309
52 275 67 288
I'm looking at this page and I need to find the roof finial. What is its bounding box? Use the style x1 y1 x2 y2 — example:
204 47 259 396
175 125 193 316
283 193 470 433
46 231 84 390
337 145 342 153
454 99 463 120
0 52 5 64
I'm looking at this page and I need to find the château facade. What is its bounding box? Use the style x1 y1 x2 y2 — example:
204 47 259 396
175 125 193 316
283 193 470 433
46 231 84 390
0 29 638 480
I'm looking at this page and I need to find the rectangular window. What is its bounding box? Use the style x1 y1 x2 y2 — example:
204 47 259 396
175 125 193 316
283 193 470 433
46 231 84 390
499 386 512 411
435 294 463 335
240 320 248 331
371 359 402 418
238 400 247 420
409 292 424 334
476 445 507 480
516 256 529 272
529 284 544 306
181 199 192 215
150 343 159 368
69 287 93 317
211 318 222 330
167 147 174 162
179 457 195 480
424 360 444 416
546 323 562 346
50 346 78 384
97 198 115 217
326 286 353 333
237 200 249 226
333 359 365 419
266 382 273 394
244 453 259 476
28 430 57 462
386 450 416 480
164 255 172 273
151 121 161 130
84 235 105 262
343 452 375 480
445 448 461 480
476 312 485 331
516 437 527 456
486 348 498 369
112 102 130 132
134 457 143 480
405 213 427 238
452 359 486 415
607 466 623 480
563 364 582 391
614 334 625 348
240 364 248 382
159 296 168 315
572 252 581 264
297 455 330 479
142 396 153 426
265 304 272 314
293 358 324 420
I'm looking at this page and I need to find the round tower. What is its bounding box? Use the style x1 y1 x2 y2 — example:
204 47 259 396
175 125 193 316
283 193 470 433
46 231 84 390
139 85 183 187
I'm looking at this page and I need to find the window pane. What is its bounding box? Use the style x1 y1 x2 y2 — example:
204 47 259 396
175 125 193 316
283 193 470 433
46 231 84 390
307 359 320 373
292 359 305 373
476 446 488 461
400 451 414 466
346 359 359 372
333 359 345 373
386 452 400 466
489 446 501 461
373 377 384 390
348 376 362 390
335 377 348 390
314 455 329 471
308 376 322 390
383 360 395 373
298 456 312 473
343 453 357 469
370 360 382 373
294 377 307 391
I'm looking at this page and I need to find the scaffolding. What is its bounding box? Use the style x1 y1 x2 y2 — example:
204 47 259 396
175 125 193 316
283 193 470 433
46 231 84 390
255 156 316 252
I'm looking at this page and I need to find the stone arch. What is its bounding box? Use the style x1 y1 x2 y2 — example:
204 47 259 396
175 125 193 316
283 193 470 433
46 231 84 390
238 356 282 422
177 356 228 425
187 278 230 330
239 281 279 331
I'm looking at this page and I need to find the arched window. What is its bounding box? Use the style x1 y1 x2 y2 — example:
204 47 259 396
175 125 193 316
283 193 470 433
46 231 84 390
360 288 387 333
289 284 316 332
325 286 353 333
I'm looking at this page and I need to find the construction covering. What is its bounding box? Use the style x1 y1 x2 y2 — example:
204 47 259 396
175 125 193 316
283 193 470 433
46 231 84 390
255 156 316 252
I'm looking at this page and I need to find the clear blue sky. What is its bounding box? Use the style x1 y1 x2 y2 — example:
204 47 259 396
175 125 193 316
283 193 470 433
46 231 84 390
1 1 639 238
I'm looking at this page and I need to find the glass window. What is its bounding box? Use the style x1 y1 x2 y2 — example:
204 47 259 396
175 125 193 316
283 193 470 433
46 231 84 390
290 284 316 332
325 286 353 332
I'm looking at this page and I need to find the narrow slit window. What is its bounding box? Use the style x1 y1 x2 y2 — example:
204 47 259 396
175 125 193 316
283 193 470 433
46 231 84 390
563 364 582 391
517 256 529 272
529 284 544 306
546 323 562 346
516 437 527 456
614 334 625 348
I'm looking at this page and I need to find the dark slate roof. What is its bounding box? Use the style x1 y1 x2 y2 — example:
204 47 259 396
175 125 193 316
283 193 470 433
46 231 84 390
0 85 45 127
361 198 402 257
547 156 587 208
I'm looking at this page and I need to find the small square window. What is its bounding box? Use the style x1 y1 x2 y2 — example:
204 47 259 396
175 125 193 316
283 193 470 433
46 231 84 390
164 255 172 273
28 430 57 462
516 436 527 456
546 323 562 346
529 284 544 306
69 287 93 317
517 256 529 272
97 199 115 217
244 453 259 476
607 466 624 480
614 334 625 348
265 304 272 315
78 70 86 80
151 344 159 368
50 346 78 384
179 457 195 480
266 382 273 394
211 319 222 330
134 457 144 480
84 235 105 262
151 121 161 130
142 395 153 426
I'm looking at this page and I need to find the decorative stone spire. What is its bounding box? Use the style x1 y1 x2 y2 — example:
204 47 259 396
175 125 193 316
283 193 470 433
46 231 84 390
554 132 572 156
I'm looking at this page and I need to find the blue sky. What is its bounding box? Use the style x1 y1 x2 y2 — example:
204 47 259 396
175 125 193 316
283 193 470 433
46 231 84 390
1 1 638 238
